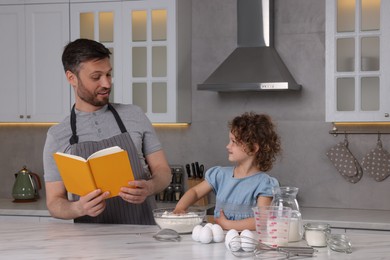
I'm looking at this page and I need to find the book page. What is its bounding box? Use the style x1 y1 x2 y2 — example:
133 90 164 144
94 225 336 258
88 150 134 198
87 146 123 160
54 152 86 162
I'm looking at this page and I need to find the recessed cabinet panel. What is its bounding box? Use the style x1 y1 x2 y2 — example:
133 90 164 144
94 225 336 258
133 83 147 112
80 13 94 40
361 37 379 71
99 12 113 43
152 10 167 41
152 82 167 113
337 78 355 111
361 0 380 31
337 38 354 72
132 47 147 77
152 46 167 77
361 77 379 111
337 0 355 32
132 11 147 42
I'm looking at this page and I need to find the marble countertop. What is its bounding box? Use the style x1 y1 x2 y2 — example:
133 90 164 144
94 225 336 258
1 198 390 230
1 221 390 259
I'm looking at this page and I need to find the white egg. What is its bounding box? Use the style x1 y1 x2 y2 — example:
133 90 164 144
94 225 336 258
225 229 240 251
191 225 203 242
199 226 213 244
211 224 224 243
204 223 213 229
240 229 256 252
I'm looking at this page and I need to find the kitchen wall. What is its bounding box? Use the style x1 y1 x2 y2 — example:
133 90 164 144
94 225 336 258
1 0 390 210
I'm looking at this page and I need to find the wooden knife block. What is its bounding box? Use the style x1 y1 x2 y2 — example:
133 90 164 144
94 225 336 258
187 178 208 206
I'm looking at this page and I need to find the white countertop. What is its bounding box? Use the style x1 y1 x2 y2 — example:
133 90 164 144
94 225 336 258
1 198 390 230
1 221 389 259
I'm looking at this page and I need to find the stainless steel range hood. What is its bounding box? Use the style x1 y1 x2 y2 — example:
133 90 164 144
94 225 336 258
198 0 301 92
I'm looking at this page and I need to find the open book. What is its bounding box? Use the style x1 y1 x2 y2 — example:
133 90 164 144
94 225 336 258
53 146 134 198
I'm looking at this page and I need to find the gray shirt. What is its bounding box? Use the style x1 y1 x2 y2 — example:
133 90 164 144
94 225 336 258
43 103 162 182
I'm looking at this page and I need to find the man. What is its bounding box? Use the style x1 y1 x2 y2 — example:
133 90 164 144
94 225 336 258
43 39 172 224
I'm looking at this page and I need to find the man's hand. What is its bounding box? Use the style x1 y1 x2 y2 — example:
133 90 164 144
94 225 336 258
119 180 151 204
76 189 110 217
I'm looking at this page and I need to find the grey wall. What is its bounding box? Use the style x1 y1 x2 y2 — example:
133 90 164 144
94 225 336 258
1 0 390 211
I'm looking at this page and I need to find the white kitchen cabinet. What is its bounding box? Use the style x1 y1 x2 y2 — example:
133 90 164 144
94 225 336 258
0 2 70 122
326 0 390 122
70 0 191 123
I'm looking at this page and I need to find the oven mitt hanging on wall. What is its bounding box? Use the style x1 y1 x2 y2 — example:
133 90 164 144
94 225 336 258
326 137 362 183
361 138 390 182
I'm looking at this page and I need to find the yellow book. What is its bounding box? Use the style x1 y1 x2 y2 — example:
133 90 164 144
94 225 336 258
53 146 134 198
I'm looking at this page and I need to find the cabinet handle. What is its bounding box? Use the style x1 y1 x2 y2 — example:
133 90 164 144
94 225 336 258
19 115 24 119
26 115 31 119
385 113 389 118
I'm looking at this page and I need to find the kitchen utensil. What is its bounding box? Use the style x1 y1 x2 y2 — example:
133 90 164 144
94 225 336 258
153 207 206 234
185 164 191 178
12 166 42 202
153 228 181 242
195 162 200 178
199 164 204 178
271 186 303 242
191 163 197 178
252 206 292 247
228 235 317 258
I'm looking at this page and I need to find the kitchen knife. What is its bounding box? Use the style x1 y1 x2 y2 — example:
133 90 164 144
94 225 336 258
199 164 204 178
185 164 191 178
191 163 197 179
195 162 200 178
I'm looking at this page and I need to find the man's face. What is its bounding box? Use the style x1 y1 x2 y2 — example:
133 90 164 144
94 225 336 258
67 58 112 111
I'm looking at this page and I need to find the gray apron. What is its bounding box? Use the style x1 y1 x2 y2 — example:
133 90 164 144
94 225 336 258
69 103 156 224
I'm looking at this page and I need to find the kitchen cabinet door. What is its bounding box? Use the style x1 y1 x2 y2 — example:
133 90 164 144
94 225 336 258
326 0 390 122
0 3 70 123
70 0 191 123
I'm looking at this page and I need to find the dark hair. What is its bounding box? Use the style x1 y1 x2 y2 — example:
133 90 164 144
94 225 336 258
61 38 111 74
229 112 281 172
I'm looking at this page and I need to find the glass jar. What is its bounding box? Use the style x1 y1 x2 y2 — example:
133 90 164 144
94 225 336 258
303 223 331 247
271 186 303 242
326 233 352 254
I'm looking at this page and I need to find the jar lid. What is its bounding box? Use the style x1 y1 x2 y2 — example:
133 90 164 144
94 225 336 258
303 223 330 231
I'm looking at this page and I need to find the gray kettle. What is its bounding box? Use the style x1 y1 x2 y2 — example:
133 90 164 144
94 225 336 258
12 166 42 201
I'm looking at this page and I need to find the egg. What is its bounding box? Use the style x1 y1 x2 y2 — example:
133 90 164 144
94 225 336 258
204 223 213 229
211 224 224 243
240 229 256 252
225 229 240 251
199 226 213 244
191 225 203 242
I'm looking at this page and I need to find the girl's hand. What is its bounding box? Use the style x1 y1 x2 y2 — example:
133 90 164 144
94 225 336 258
214 209 230 229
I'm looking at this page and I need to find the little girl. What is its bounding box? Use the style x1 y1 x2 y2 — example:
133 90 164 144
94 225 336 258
174 112 281 231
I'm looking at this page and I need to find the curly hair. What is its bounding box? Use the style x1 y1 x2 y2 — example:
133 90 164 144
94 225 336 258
228 112 281 172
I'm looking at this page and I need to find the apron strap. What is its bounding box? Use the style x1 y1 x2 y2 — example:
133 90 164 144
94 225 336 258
69 104 78 145
107 103 127 134
69 103 127 145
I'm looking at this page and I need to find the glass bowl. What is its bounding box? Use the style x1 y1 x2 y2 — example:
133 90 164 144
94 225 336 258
326 234 352 254
153 207 206 234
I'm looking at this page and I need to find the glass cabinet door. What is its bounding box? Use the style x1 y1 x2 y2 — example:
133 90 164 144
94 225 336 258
326 0 390 122
122 0 175 122
70 2 122 104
